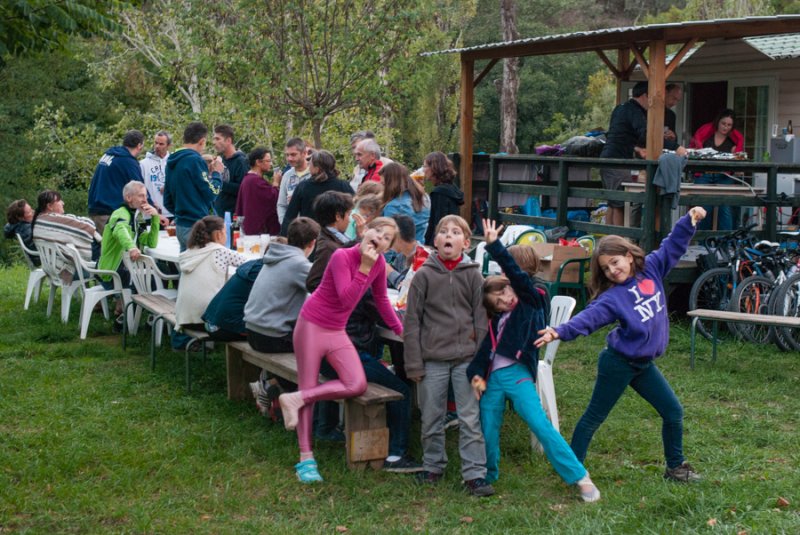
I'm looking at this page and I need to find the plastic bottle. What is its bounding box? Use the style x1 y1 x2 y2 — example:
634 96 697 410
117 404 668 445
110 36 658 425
224 211 232 249
789 120 794 135
231 213 240 250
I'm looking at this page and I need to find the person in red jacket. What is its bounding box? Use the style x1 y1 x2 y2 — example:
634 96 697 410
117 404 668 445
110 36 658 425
689 109 744 230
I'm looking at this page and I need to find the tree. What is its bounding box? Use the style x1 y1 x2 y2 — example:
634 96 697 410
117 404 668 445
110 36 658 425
499 0 519 153
257 0 423 148
0 0 121 61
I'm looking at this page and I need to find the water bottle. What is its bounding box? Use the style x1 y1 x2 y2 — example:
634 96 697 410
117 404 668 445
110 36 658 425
224 211 232 249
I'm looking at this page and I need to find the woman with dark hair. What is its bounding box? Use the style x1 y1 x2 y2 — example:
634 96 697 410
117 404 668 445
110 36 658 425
31 189 101 264
689 109 745 230
380 162 430 243
423 151 463 246
4 199 36 254
174 216 249 336
280 149 354 235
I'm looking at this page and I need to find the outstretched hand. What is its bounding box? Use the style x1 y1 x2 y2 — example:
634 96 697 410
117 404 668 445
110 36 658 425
688 206 707 227
534 326 559 348
482 219 503 245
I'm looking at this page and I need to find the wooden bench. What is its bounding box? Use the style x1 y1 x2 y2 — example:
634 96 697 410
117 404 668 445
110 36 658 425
226 341 403 470
122 294 211 392
688 309 800 368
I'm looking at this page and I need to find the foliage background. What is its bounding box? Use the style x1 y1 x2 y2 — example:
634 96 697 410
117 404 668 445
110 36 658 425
1 0 798 263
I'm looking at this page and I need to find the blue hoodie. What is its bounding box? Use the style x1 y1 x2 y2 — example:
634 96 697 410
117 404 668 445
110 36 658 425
163 148 221 228
88 146 144 215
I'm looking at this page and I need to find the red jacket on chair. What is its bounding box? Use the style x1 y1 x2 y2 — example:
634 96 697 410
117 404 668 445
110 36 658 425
689 122 744 152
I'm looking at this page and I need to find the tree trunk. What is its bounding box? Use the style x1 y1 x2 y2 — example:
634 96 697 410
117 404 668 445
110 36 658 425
312 118 323 149
499 0 519 154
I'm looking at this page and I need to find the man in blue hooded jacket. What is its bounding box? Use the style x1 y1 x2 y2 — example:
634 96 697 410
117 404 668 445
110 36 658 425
163 121 222 251
88 130 147 235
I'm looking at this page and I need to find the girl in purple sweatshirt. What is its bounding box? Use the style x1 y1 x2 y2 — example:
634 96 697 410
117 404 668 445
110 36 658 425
279 217 404 483
535 207 706 483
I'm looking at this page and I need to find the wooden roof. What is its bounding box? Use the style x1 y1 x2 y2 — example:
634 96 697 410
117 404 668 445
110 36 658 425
424 15 800 60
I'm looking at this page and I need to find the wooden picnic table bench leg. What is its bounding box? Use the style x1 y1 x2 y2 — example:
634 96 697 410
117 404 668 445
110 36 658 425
690 316 698 369
344 401 389 470
712 320 719 364
226 343 261 400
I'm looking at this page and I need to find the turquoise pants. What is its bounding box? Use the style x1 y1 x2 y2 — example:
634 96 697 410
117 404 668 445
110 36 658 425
480 363 587 484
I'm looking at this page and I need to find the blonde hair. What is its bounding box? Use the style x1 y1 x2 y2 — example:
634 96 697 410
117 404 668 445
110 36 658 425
435 214 471 239
507 244 540 276
355 193 382 215
356 181 383 197
366 216 399 247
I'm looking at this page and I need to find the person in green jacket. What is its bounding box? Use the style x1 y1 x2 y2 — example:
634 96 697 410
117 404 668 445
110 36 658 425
98 180 160 293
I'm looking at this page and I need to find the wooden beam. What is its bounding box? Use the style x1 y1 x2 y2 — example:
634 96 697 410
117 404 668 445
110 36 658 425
665 37 698 79
596 50 620 78
473 58 499 87
616 47 630 105
459 58 475 224
631 44 649 78
646 39 667 160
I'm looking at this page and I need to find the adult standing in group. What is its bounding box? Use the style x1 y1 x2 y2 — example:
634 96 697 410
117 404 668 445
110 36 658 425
423 151 463 246
88 130 147 235
349 131 392 191
380 162 430 243
664 84 683 145
280 150 354 236
277 138 311 224
689 108 744 231
212 124 249 217
235 147 280 236
354 139 385 186
599 81 680 227
163 121 222 251
140 131 172 220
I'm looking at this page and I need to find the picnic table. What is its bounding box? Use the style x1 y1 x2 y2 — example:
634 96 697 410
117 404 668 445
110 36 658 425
145 231 267 266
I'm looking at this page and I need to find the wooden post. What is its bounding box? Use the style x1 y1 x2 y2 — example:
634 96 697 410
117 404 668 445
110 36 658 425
646 39 667 160
459 58 475 225
616 47 630 105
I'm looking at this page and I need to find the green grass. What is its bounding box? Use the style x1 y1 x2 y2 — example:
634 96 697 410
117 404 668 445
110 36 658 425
1 264 799 533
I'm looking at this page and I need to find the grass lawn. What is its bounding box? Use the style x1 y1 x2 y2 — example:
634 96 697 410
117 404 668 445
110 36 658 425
1 263 799 534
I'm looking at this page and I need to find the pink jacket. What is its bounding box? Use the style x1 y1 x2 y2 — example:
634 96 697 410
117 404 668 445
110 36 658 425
689 122 744 152
300 245 403 335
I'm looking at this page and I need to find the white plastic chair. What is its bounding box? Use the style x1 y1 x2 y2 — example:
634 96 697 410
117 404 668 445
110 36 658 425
532 295 577 453
122 252 179 343
62 244 132 339
474 241 501 276
34 239 82 323
16 233 48 310
500 224 535 246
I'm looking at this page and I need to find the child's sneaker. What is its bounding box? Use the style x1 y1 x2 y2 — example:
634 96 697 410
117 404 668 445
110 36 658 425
577 474 601 503
383 456 424 473
464 477 495 497
414 470 443 485
295 459 323 483
664 462 702 482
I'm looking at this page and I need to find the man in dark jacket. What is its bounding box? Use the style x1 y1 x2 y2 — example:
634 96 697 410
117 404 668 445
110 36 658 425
163 121 222 251
88 130 146 234
212 124 249 216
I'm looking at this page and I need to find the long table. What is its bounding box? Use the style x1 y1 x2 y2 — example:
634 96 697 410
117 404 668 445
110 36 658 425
144 231 265 266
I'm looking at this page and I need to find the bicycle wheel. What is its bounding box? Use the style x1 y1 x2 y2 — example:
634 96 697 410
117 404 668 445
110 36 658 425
728 275 775 345
688 267 735 339
769 273 800 351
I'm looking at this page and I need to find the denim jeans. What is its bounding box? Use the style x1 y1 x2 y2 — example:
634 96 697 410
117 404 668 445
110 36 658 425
571 347 685 469
176 224 193 252
481 364 586 484
358 352 412 457
694 173 735 231
418 360 487 480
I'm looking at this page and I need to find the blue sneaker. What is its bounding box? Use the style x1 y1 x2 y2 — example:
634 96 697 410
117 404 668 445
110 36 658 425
295 459 323 483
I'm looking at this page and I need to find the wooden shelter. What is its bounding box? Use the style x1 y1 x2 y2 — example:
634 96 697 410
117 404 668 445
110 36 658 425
423 16 800 221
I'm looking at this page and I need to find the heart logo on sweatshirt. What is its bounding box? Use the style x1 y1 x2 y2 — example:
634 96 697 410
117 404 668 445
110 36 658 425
637 278 656 296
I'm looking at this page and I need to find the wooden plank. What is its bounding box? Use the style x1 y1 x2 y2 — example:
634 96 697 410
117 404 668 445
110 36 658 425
687 309 800 327
645 39 666 160
665 37 698 79
345 401 389 469
630 44 649 78
595 49 620 78
473 58 499 87
460 58 475 225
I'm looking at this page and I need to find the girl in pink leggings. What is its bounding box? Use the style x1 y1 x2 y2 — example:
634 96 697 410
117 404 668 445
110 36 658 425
280 217 403 482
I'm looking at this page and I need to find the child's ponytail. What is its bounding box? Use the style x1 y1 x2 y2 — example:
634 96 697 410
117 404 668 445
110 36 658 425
187 216 224 249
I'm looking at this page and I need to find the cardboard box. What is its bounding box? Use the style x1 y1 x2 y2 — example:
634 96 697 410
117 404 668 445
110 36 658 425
531 243 590 283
